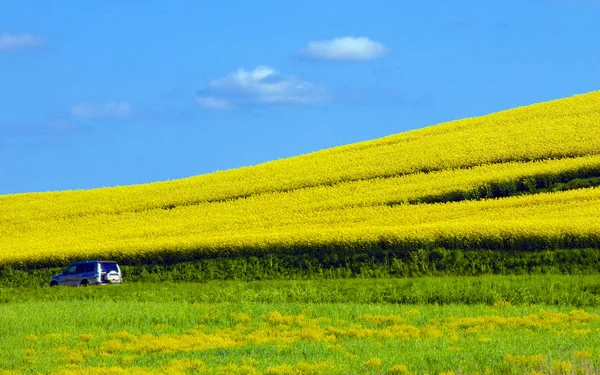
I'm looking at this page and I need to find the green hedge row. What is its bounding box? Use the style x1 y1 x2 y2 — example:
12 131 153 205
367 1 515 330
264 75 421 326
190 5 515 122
2 247 599 288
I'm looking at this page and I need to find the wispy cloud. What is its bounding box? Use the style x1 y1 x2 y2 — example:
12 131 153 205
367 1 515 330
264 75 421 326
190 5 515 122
299 37 388 61
70 101 132 119
196 66 327 110
195 96 233 110
0 33 43 51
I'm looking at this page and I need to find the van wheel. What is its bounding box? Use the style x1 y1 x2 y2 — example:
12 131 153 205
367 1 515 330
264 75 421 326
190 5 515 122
105 271 119 283
50 281 58 287
79 280 89 287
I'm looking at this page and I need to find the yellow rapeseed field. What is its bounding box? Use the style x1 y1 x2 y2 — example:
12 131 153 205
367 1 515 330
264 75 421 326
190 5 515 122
1 91 600 266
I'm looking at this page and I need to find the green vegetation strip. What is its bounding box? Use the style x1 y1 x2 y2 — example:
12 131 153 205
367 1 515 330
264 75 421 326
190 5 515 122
2 275 600 306
3 248 600 288
403 172 600 205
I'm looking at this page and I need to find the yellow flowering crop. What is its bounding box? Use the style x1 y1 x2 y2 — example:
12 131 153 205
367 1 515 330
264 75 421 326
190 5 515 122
1 91 600 266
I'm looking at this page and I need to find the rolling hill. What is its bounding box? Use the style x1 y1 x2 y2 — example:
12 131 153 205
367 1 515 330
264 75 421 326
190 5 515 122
1 90 600 274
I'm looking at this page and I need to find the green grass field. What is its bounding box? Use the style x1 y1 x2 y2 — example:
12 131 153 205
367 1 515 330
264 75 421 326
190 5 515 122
2 277 600 374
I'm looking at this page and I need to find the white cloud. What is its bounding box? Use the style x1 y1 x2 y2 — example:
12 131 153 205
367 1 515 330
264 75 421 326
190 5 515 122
195 96 233 110
300 36 388 61
196 66 327 110
70 104 96 119
70 101 132 119
0 33 43 51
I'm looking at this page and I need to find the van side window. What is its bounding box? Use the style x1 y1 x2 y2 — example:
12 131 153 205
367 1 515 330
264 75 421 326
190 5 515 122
65 265 77 274
75 264 95 273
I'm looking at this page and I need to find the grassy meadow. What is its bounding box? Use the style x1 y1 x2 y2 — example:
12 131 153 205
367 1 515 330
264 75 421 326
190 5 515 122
2 91 600 374
2 278 600 374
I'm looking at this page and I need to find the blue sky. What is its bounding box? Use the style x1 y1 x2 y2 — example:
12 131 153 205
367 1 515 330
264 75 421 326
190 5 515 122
1 0 599 194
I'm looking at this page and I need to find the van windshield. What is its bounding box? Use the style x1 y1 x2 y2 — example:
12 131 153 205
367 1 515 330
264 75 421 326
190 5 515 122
101 263 119 273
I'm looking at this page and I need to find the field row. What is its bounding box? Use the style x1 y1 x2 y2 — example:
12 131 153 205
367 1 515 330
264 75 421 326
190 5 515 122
2 91 599 219
3 153 600 225
2 182 600 265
